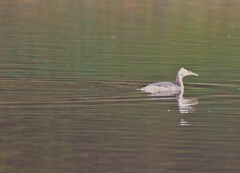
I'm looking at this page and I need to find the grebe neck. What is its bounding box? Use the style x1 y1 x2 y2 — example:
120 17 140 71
176 73 184 92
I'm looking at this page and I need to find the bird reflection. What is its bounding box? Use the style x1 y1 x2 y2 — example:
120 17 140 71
146 91 199 126
177 97 199 126
178 97 198 114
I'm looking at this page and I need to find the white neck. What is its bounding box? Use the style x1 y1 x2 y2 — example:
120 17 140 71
176 73 184 92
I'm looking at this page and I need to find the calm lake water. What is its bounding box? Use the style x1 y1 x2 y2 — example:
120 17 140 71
0 1 240 173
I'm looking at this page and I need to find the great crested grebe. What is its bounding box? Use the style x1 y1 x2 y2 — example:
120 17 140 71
138 67 199 96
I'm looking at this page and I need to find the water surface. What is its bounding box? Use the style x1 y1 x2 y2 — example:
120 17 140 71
0 1 240 173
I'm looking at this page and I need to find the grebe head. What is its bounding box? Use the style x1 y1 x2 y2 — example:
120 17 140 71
178 67 199 78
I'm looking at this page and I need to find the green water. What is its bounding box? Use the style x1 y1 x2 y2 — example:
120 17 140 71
0 1 239 173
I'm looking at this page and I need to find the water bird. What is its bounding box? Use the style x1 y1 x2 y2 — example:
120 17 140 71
138 67 199 96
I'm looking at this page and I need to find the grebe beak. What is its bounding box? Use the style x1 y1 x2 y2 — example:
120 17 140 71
190 71 199 76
